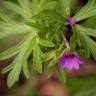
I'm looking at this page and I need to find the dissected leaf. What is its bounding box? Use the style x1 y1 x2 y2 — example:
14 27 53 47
39 38 54 47
1 0 96 89
40 1 56 11
18 0 32 19
7 54 25 88
67 77 96 96
75 24 96 59
35 11 63 24
57 66 66 84
76 24 96 37
31 0 39 16
0 22 31 39
59 0 71 16
74 0 96 22
32 0 56 16
33 40 42 73
81 16 96 28
0 9 10 22
70 26 78 51
70 25 82 51
3 1 25 19
0 39 25 60
7 33 35 87
2 63 14 74
44 50 56 61
23 62 30 79
85 36 96 60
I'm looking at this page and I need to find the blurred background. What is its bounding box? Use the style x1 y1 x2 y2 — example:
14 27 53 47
0 0 96 96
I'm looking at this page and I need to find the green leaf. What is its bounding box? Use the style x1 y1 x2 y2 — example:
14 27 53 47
33 40 42 73
35 11 63 24
80 35 91 58
75 24 96 59
57 67 66 84
26 19 51 34
81 16 96 28
70 26 82 51
0 9 10 22
7 58 21 88
74 86 96 96
67 76 96 96
2 63 14 74
23 62 30 79
85 36 96 60
74 0 96 22
21 36 36 63
3 1 25 18
70 26 78 51
18 0 32 19
0 22 31 39
40 1 56 11
0 39 25 60
39 38 54 47
76 24 96 37
74 25 90 57
32 1 56 16
44 50 56 61
7 33 35 88
25 20 42 30
59 0 71 16
31 0 39 16
46 65 53 78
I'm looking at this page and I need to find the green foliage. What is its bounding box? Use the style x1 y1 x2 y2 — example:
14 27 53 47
0 0 96 89
23 62 30 79
39 38 54 47
3 0 56 19
0 39 24 60
70 26 81 51
18 0 32 18
57 67 66 84
74 0 96 22
59 0 71 16
3 1 27 19
81 16 96 28
67 76 96 96
31 0 56 16
75 24 96 59
0 9 11 22
7 33 36 87
2 63 14 74
33 38 42 73
76 24 96 37
0 22 31 39
0 0 57 87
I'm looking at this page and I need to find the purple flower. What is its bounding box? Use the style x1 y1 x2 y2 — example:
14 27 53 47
67 17 75 26
59 52 83 70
